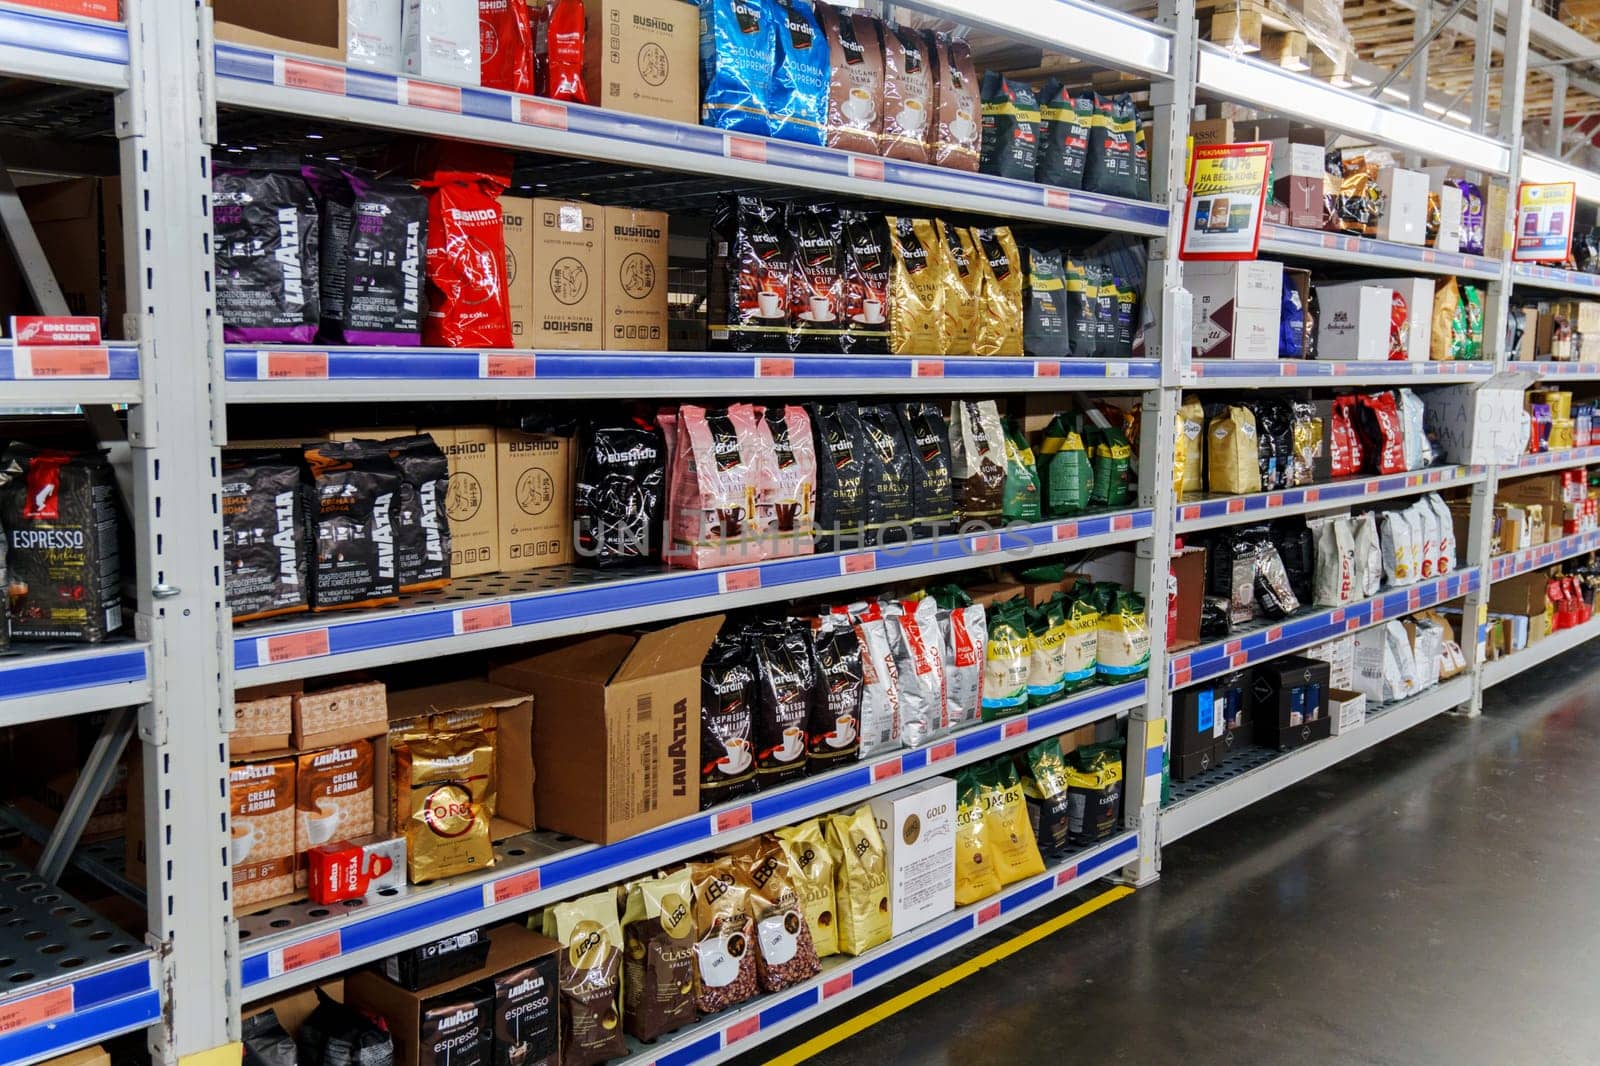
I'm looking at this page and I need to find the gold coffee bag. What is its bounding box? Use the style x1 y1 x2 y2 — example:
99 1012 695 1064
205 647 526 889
394 727 496 883
888 216 943 355
824 805 891 955
775 819 839 957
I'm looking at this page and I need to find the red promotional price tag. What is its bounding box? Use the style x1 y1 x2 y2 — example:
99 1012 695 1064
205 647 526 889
10 315 100 345
12 0 119 18
726 137 767 164
1304 488 1321 503
1225 639 1243 656
1365 480 1380 495
850 156 885 181
913 360 945 378
1408 588 1422 609
1267 494 1284 508
404 80 463 112
1422 249 1437 263
714 805 754 833
0 984 72 1035
841 552 877 575
720 569 762 593
1002 719 1027 738
1280 361 1298 376
481 354 535 379
1044 188 1071 210
757 358 794 378
1371 600 1385 620
280 57 346 95
273 931 342 977
823 973 854 999
1225 498 1245 514
872 757 903 782
259 351 329 380
1054 522 1078 541
1229 651 1248 668
1343 237 1360 252
1330 608 1345 624
970 535 1000 555
1034 361 1061 378
1181 506 1202 522
256 629 330 665
977 902 1002 925
1171 663 1191 687
485 867 542 906
1054 864 1080 886
516 98 569 129
1113 513 1134 531
1267 627 1283 642
929 740 957 762
13 347 110 378
454 603 512 635
725 1016 761 1045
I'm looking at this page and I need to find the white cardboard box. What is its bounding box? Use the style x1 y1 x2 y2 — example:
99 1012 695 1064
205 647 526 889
1328 689 1367 735
348 0 405 71
1423 372 1537 465
1436 183 1463 254
1188 259 1284 360
1367 276 1436 361
1315 283 1393 360
870 778 956 937
1376 166 1429 245
401 0 479 85
1304 634 1355 689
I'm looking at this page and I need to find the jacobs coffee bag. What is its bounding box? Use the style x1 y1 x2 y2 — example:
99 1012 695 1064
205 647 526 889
816 2 884 155
973 226 1024 356
1023 245 1069 358
927 31 980 171
888 216 943 355
709 193 790 353
838 208 891 354
880 23 932 163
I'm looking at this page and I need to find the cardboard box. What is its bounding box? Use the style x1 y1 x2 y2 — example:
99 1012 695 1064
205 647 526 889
1328 689 1367 735
1368 277 1435 361
1490 569 1553 616
1303 634 1355 690
293 681 388 749
1248 655 1331 750
1269 136 1325 230
1376 166 1429 244
328 426 417 443
495 428 575 572
1424 376 1536 466
1315 283 1392 360
602 206 669 351
502 196 534 349
583 0 699 124
401 0 479 85
1169 546 1206 651
243 981 347 1038
870 778 956 936
421 425 499 577
1579 301 1600 335
1188 259 1283 360
347 923 560 1066
20 178 126 334
1484 179 1510 260
1499 474 1564 542
39 1048 111 1066
1189 117 1234 147
489 616 723 843
530 198 604 349
963 580 1026 608
1435 182 1463 254
14 761 129 844
346 0 404 71
234 681 300 756
209 0 345 62
1171 683 1224 780
230 751 297 911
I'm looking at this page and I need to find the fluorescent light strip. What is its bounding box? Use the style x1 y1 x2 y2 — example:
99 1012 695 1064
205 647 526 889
895 0 1172 77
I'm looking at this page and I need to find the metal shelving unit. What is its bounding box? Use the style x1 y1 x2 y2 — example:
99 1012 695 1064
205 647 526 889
1481 613 1600 689
1174 466 1485 533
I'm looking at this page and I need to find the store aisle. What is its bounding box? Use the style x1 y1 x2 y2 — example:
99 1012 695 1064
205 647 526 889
746 644 1600 1066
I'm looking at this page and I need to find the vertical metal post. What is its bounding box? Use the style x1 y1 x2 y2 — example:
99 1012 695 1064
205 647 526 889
1471 0 1495 133
120 0 238 1059
1549 68 1567 154
1408 1 1433 169
1120 0 1195 886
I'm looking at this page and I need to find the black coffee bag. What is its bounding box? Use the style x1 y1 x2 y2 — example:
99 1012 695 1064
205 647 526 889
709 193 791 353
807 614 863 773
979 71 1039 181
807 400 867 550
752 618 817 789
1023 246 1069 358
1037 80 1092 190
574 416 666 568
1085 93 1139 198
221 454 309 623
895 400 954 536
857 403 916 545
387 434 452 592
214 167 320 343
310 168 428 345
701 630 758 809
302 441 401 611
839 209 891 355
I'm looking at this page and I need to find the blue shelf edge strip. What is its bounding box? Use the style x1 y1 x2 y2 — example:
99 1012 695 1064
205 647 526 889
0 958 158 1063
1186 360 1490 380
0 646 146 701
1511 264 1600 290
0 6 127 68
1260 223 1494 275
1489 529 1600 582
239 680 1144 990
0 346 139 382
234 510 1153 673
1176 466 1479 524
214 44 1168 232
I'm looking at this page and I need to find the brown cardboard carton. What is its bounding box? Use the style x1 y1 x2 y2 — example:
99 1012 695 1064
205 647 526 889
347 923 560 1066
421 425 499 577
1489 570 1553 616
601 206 669 351
1189 117 1234 147
490 616 723 843
293 680 388 748
327 427 418 443
1169 546 1207 651
1498 475 1564 543
503 195 534 349
295 741 376 887
234 680 300 755
963 580 1026 608
209 0 346 61
582 0 699 125
39 1048 111 1066
243 981 346 1038
530 198 604 349
230 751 297 910
495 428 575 571
20 178 126 334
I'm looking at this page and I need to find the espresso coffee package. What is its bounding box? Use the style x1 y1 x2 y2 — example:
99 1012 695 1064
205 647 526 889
775 819 840 957
880 23 932 163
817 2 884 154
418 990 490 1066
770 0 828 146
808 613 864 772
574 416 666 568
542 891 627 1065
973 226 1024 356
824 805 891 955
849 602 902 755
302 441 401 611
701 630 759 808
214 167 321 343
700 0 775 136
927 31 980 171
494 954 559 1066
1064 253 1098 358
787 202 844 353
857 403 917 544
888 216 943 355
737 835 822 991
897 400 954 535
979 71 1039 181
386 434 451 592
1086 93 1138 197
394 726 495 883
300 988 396 1066
309 168 428 345
222 455 308 624
710 194 790 353
687 857 760 1013
757 404 817 558
752 618 818 787
419 147 513 348
807 400 867 549
838 208 891 354
883 596 946 744
621 871 698 1042
1038 81 1092 189
934 220 979 356
667 404 765 569
950 399 1006 524
1023 245 1070 358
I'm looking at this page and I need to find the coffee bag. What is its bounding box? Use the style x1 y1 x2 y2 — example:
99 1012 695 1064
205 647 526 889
838 208 891 354
700 630 758 808
700 0 775 135
979 71 1039 181
710 194 790 353
1023 245 1069 358
926 32 979 171
825 805 891 954
222 455 308 624
888 215 943 355
880 24 932 163
302 441 401 611
817 2 884 154
950 399 1006 524
621 872 698 1042
543 891 626 1065
973 226 1023 356
394 727 495 883
934 220 979 356
770 0 829 145
786 202 844 353
807 400 867 549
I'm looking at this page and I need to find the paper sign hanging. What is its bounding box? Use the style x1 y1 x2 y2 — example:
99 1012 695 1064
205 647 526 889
1179 142 1272 261
1513 181 1576 263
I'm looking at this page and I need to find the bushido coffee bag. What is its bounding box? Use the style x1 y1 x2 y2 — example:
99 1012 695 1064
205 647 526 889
0 446 124 643
770 0 829 145
807 612 864 771
542 891 627 1065
222 454 309 623
1085 93 1139 198
544 0 588 103
419 146 514 348
950 399 1006 525
302 441 400 611
880 23 933 163
979 71 1039 182
213 166 320 343
386 434 451 592
817 1 884 154
1037 81 1092 190
934 220 979 356
896 400 954 536
700 0 775 135
786 202 844 353
888 215 943 355
480 0 535 93
621 870 698 1042
701 629 758 808
687 857 760 1014
709 194 791 353
857 403 916 544
1024 245 1070 358
752 618 818 788
973 226 1024 356
838 208 891 354
575 415 666 568
807 400 867 549
308 167 428 345
927 31 980 171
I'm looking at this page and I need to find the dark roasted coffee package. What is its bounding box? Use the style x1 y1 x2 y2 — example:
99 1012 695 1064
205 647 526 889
838 208 891 354
418 988 491 1066
709 194 790 353
896 400 954 536
242 1009 297 1066
807 400 867 549
817 2 884 154
419 148 513 348
299 987 396 1066
927 31 980 171
1037 81 1091 190
857 403 916 544
701 629 758 808
494 954 559 1066
1085 93 1138 198
770 0 829 145
302 441 400 611
214 167 320 343
1023 245 1069 358
621 871 698 1042
808 613 864 771
574 416 666 568
787 201 844 353
543 892 626 1066
880 23 932 163
387 434 451 592
979 71 1039 181
339 172 428 344
950 399 1006 525
700 0 776 136
1064 252 1098 357
222 454 309 623
752 618 818 787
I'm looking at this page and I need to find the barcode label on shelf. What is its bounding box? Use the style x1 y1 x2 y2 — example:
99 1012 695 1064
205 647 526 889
454 603 512 635
849 156 885 181
516 98 568 129
484 867 541 906
11 347 110 378
757 358 794 377
256 629 331 665
480 354 535 379
402 80 462 112
714 805 753 833
720 569 762 593
0 984 72 1035
1105 362 1130 377
268 931 341 977
257 351 329 379
278 57 345 95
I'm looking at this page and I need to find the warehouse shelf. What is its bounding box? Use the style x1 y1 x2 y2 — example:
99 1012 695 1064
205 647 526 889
895 0 1172 77
1174 465 1485 534
1523 152 1600 206
1195 43 1512 176
235 679 1144 999
223 347 1162 402
0 342 142 407
1159 676 1472 843
1509 263 1600 295
611 831 1138 1066
1511 445 1600 473
212 44 1167 237
0 643 151 727
1258 224 1502 281
1504 361 1600 379
1178 360 1492 389
1167 568 1479 689
0 857 160 1065
1488 529 1600 583
0 3 126 91
1481 614 1600 689
233 508 1152 685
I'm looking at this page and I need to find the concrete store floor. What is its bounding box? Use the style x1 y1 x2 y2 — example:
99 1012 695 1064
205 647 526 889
740 642 1600 1066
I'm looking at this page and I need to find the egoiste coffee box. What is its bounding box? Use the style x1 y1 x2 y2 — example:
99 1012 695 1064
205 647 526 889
870 777 956 936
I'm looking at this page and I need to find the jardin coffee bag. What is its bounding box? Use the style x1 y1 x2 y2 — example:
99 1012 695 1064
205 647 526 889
927 32 980 171
838 208 891 354
897 400 954 535
807 400 866 548
667 404 765 569
950 399 1006 524
770 0 828 145
700 0 775 135
808 613 864 771
621 871 698 1042
857 403 916 543
979 71 1039 181
757 405 816 557
880 24 932 163
752 618 818 787
973 226 1023 356
700 630 758 807
935 220 979 355
786 202 844 353
1024 245 1070 358
302 441 401 611
817 2 883 154
1038 81 1091 189
543 891 626 1065
386 434 451 592
214 167 320 343
575 416 666 568
710 194 790 352
888 216 942 355
687 857 759 1013
221 455 308 623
